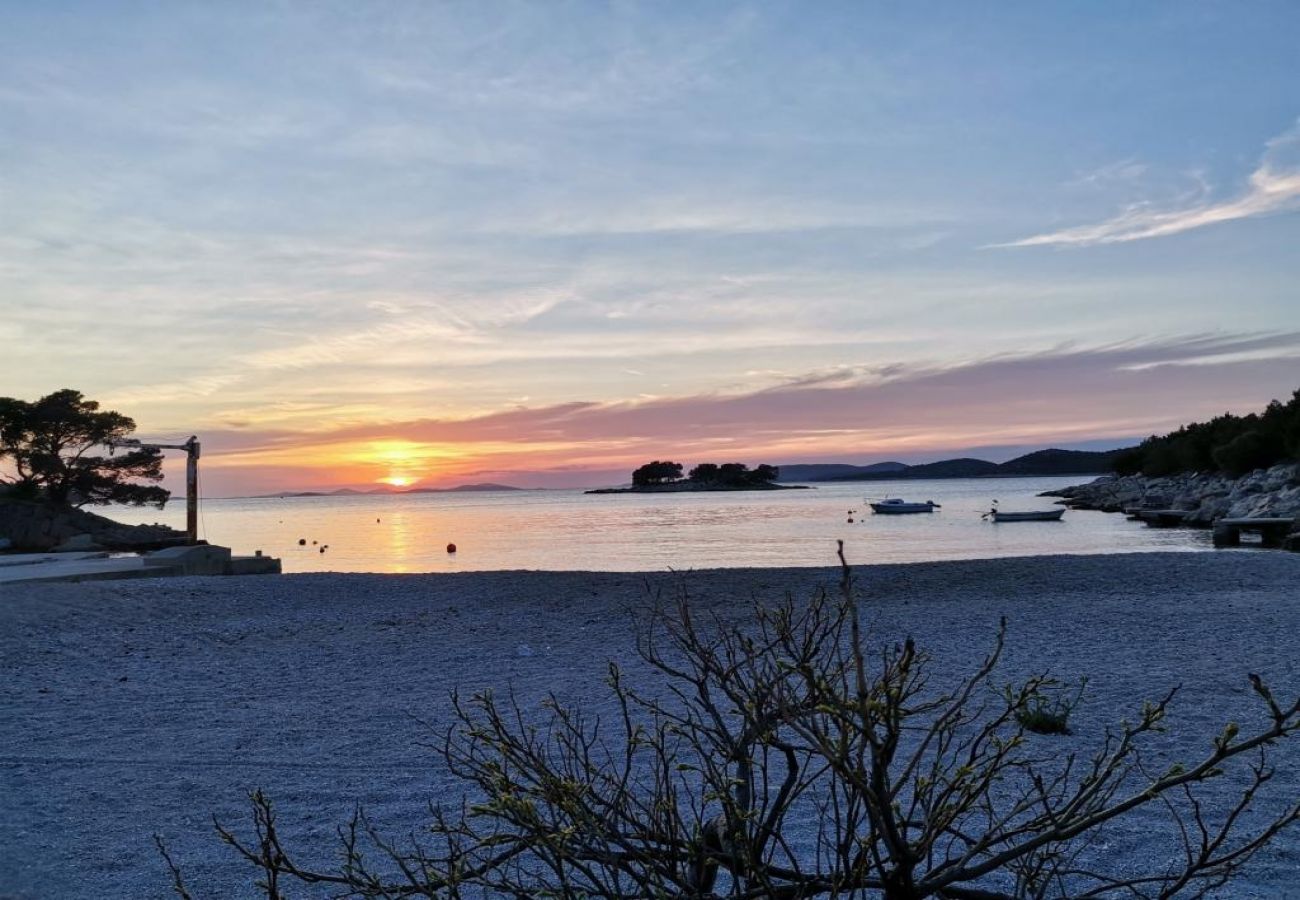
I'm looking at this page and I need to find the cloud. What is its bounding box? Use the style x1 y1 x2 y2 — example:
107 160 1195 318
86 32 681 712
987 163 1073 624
1067 158 1148 187
996 121 1300 247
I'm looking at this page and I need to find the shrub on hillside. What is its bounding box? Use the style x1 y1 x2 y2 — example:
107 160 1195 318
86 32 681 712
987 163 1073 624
1213 429 1278 478
1120 388 1299 478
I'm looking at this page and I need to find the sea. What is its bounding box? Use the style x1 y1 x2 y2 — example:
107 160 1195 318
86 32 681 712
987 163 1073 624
105 476 1213 574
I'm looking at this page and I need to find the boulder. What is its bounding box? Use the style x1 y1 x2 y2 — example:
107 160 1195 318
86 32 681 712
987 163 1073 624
52 534 105 552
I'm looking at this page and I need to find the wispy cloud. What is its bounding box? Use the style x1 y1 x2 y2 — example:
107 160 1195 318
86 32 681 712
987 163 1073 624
1066 158 1148 188
996 121 1300 247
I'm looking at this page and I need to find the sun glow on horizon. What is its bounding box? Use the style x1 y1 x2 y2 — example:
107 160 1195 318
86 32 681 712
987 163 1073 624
378 475 418 487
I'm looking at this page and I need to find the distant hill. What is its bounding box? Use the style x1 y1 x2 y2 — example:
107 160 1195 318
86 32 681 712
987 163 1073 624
775 462 907 482
900 457 1002 479
255 482 524 498
994 448 1128 476
405 483 523 493
778 448 1128 482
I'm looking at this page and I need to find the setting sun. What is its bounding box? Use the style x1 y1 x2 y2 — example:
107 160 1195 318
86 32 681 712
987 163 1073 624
378 475 416 487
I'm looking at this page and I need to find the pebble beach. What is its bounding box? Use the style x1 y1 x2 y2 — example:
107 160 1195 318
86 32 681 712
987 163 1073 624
3 551 1300 897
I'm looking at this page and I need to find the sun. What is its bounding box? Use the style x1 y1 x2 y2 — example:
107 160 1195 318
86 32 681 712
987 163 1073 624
378 475 416 488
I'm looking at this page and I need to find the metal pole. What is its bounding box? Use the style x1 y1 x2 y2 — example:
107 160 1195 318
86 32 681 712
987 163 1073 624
185 436 200 544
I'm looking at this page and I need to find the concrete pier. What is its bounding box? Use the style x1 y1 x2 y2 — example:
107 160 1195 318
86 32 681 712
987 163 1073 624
1212 517 1298 549
0 544 280 585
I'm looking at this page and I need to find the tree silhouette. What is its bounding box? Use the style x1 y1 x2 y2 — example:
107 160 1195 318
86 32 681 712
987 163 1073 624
0 389 169 508
631 460 683 486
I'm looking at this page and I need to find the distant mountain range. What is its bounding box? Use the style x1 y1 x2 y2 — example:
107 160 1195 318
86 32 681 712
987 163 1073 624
776 448 1128 483
248 449 1125 497
256 482 524 498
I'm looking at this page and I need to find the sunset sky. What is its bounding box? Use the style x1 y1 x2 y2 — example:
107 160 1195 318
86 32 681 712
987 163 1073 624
2 2 1298 495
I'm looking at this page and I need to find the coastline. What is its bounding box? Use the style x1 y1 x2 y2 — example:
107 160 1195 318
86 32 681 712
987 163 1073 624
3 551 1300 897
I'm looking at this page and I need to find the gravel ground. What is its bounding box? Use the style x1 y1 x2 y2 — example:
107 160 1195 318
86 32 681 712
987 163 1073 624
2 551 1299 898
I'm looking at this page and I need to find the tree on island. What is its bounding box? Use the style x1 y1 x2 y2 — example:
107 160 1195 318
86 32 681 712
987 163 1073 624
688 462 720 482
690 461 780 486
631 460 684 486
0 389 169 508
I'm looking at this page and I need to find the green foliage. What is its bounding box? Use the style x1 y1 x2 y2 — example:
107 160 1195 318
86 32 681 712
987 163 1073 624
1111 447 1145 477
0 389 169 508
1120 388 1299 477
1015 679 1086 736
1213 430 1278 477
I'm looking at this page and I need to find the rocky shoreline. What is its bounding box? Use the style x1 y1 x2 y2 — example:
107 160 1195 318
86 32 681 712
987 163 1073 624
0 500 187 552
1044 462 1300 529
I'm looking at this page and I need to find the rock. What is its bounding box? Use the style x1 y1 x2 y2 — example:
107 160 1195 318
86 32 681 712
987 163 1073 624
52 534 104 552
1191 497 1233 525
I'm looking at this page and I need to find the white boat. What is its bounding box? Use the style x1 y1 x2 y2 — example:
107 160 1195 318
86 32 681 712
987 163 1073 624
984 505 1065 523
869 498 940 514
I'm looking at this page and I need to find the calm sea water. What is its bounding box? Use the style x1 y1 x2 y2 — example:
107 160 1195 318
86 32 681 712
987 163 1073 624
105 477 1212 574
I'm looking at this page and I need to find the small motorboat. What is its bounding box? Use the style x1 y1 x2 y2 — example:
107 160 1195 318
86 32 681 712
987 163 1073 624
869 498 940 514
983 501 1065 523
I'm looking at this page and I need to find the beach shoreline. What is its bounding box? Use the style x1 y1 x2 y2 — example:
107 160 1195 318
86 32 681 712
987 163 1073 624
4 551 1300 897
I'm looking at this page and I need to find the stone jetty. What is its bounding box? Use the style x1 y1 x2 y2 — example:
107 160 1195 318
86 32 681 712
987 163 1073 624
1044 463 1300 548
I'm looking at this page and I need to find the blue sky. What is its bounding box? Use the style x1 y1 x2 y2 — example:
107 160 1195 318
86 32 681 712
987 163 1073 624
1 2 1297 490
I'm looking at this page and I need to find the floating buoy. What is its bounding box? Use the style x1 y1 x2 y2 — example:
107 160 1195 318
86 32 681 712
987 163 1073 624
446 543 457 554
312 540 317 545
298 538 306 546
847 517 854 523
376 518 381 523
319 546 325 554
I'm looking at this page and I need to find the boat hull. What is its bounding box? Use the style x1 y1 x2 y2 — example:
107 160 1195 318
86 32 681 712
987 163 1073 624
870 502 937 514
990 509 1065 522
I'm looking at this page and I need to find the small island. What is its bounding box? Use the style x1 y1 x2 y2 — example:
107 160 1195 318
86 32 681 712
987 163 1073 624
586 461 811 494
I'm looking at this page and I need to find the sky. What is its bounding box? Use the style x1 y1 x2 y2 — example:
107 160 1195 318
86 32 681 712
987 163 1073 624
1 1 1298 494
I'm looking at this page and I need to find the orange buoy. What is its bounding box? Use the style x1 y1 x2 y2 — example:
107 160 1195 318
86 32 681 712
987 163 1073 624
446 542 457 553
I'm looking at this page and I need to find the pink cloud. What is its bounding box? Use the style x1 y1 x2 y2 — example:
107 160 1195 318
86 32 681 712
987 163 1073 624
169 332 1299 492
